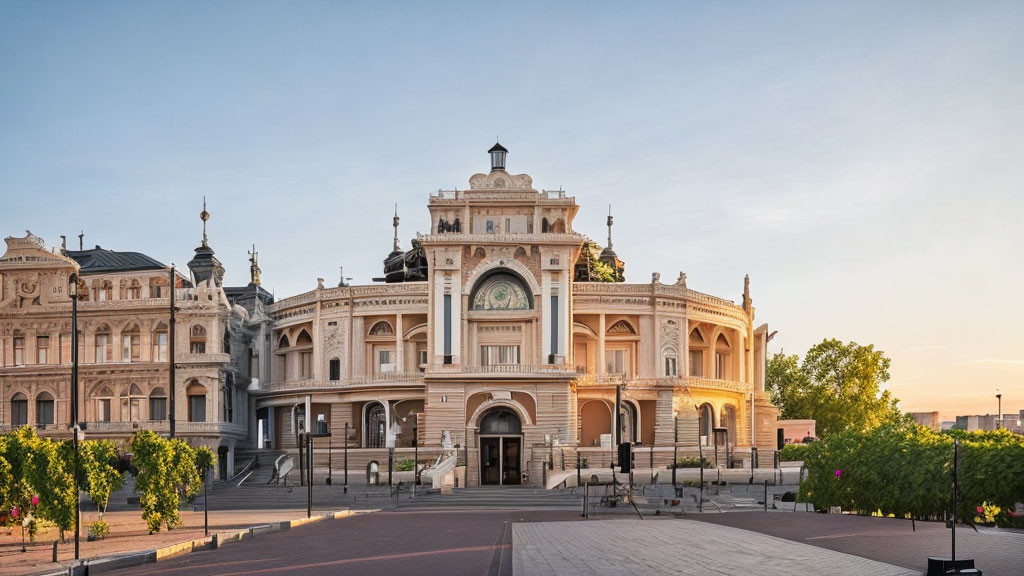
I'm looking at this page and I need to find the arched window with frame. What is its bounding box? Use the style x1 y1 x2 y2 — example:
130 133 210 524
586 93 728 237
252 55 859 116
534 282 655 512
329 357 341 381
663 346 678 377
190 325 207 354
35 391 55 426
96 386 114 422
122 384 144 421
152 323 168 362
186 380 207 423
697 402 714 446
365 403 386 448
688 328 705 377
127 279 142 300
121 324 141 362
368 322 393 336
94 325 113 363
149 387 167 421
10 392 28 426
715 333 731 380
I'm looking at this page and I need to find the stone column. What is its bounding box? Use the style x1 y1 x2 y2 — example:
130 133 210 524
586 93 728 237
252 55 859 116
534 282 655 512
597 314 606 375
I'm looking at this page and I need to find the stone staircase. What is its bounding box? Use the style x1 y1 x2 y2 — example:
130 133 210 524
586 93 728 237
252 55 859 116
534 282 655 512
401 485 583 509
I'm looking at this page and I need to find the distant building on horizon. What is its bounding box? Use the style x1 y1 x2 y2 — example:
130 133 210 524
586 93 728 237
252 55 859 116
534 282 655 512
907 411 940 431
953 410 1024 433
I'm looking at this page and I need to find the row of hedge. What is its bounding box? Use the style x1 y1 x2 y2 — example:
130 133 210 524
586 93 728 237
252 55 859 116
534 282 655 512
799 422 1024 526
0 427 215 538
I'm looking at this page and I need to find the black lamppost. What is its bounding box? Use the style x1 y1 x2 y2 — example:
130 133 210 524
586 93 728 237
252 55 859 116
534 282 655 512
996 393 1002 429
168 265 176 439
343 423 351 494
672 411 679 488
412 426 418 498
68 273 81 560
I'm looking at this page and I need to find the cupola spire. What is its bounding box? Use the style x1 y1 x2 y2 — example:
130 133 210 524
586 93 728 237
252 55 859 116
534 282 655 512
392 204 401 252
606 204 614 249
488 141 508 171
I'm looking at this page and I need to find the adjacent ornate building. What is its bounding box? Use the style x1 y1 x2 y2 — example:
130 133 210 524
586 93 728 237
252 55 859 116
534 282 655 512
1 144 779 486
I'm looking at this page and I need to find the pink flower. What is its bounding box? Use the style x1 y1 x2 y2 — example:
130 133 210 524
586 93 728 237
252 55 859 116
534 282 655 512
31 495 39 506
977 506 984 513
835 469 842 478
10 507 17 518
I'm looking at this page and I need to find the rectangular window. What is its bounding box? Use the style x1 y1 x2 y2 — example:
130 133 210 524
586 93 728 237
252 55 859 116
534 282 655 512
11 399 28 426
486 220 494 233
378 350 394 372
505 217 511 233
665 357 677 377
480 345 520 366
689 350 703 377
37 336 49 365
149 397 167 421
13 337 25 365
190 341 206 354
418 349 427 368
605 349 626 375
58 334 64 364
122 334 141 362
443 294 452 360
222 388 233 422
188 395 206 422
95 334 112 363
150 285 163 298
550 295 559 357
716 353 727 379
154 332 168 362
97 399 111 422
301 351 313 378
36 400 54 425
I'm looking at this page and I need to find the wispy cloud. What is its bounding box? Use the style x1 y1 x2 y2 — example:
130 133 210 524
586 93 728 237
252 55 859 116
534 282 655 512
960 358 1024 365
902 345 948 353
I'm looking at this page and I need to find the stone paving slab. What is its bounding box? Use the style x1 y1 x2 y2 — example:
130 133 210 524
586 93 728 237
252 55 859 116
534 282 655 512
513 518 921 576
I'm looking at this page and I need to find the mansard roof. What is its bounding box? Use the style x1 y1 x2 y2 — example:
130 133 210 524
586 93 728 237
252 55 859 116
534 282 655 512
65 247 166 274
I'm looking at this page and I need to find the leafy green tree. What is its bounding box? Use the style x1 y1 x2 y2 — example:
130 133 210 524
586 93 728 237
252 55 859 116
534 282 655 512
0 435 13 519
30 438 78 539
767 339 903 437
131 430 201 533
80 440 125 538
0 427 43 535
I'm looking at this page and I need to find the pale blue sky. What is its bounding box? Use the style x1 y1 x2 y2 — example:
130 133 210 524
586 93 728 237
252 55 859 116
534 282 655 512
2 1 1022 418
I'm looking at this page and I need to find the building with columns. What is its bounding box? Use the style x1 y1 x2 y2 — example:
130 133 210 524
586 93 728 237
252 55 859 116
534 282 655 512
1 144 779 486
0 209 271 479
253 144 779 486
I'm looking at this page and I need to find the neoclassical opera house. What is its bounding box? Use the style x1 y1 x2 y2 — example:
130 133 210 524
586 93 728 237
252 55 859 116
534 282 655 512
258 144 779 486
0 144 779 486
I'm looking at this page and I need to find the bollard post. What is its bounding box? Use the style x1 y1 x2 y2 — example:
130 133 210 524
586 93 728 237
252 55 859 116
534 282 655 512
764 479 768 512
52 541 58 563
576 449 581 488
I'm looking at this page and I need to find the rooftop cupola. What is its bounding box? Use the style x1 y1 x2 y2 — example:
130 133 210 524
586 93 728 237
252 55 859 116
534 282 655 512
488 141 508 171
187 196 225 286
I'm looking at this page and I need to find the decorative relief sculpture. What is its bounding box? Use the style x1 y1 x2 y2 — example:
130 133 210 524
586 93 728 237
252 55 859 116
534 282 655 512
471 275 530 310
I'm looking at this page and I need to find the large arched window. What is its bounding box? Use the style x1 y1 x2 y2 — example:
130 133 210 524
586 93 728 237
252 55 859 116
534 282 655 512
368 322 393 336
365 403 387 448
479 408 522 435
689 328 705 377
663 346 677 377
36 391 55 426
715 333 731 379
470 272 532 310
149 387 167 421
123 384 144 421
10 392 28 426
329 357 341 381
697 403 714 445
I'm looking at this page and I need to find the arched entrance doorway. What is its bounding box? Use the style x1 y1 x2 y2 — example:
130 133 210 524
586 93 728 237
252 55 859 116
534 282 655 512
698 403 714 446
478 407 522 485
365 402 387 448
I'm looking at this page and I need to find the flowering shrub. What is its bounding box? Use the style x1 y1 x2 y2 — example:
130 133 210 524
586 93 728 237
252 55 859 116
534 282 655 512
974 502 1001 525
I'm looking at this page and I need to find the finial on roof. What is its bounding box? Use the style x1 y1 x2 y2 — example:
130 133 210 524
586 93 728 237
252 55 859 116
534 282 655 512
742 274 752 312
78 230 84 251
60 235 67 251
338 266 351 287
392 204 401 252
606 205 614 249
200 196 210 247
248 244 261 286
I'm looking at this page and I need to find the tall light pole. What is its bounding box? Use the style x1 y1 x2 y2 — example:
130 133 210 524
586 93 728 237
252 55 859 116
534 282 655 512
672 410 679 488
996 393 1002 430
168 265 176 439
68 273 81 561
